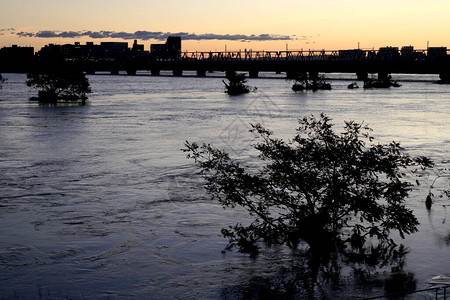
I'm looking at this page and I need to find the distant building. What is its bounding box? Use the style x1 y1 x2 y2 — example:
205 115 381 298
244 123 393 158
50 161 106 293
36 41 153 62
166 36 181 59
99 42 129 60
0 45 35 72
427 47 447 59
400 46 425 60
151 36 182 60
132 40 144 52
37 43 81 61
0 45 34 61
378 47 400 57
338 49 365 59
401 46 414 56
150 43 166 60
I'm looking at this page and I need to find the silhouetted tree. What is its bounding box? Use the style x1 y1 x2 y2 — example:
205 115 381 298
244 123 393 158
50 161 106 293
223 70 251 95
363 75 401 88
292 73 331 91
184 114 433 259
426 169 450 210
26 69 91 103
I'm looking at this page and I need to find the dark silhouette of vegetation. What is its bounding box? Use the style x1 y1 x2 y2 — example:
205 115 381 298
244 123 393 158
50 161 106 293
26 69 91 103
426 168 450 210
223 70 252 95
0 74 5 89
437 73 450 84
348 82 359 89
184 114 433 260
363 75 401 88
292 73 331 91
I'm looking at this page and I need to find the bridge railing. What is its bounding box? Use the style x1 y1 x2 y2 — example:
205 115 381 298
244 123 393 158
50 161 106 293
177 49 446 63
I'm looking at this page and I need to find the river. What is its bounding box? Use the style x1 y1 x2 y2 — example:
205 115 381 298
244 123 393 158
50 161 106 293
0 72 449 299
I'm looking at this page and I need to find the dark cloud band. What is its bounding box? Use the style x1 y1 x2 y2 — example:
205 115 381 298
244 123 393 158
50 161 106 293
13 30 303 41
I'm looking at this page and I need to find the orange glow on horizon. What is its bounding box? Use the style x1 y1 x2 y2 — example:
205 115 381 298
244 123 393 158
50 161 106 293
1 34 447 54
2 0 450 52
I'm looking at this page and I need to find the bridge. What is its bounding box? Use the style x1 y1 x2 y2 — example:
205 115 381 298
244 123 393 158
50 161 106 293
80 48 450 81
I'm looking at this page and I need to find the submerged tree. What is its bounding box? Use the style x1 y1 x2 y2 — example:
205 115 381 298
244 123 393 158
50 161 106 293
223 70 252 95
184 114 433 259
26 69 92 103
291 72 332 92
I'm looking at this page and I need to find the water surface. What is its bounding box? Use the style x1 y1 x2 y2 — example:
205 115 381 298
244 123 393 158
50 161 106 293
0 72 449 299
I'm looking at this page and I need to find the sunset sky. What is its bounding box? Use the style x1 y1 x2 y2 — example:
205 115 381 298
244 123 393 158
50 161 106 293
1 0 450 52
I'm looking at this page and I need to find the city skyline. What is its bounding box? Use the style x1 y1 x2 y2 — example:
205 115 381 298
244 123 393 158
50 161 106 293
1 0 450 51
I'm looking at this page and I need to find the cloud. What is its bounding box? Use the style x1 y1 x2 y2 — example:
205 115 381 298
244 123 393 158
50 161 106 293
16 31 35 37
12 29 297 42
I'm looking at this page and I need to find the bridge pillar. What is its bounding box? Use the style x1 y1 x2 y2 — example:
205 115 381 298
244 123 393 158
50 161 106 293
86 69 95 75
378 72 390 80
197 69 206 77
356 72 368 81
286 71 306 80
439 72 450 83
173 69 183 76
308 71 319 80
249 70 259 78
151 69 160 76
111 69 119 75
126 69 136 75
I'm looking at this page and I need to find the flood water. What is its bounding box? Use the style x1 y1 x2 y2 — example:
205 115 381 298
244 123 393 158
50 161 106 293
0 72 449 299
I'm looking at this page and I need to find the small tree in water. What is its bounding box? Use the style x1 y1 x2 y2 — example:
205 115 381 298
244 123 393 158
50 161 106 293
223 70 251 95
184 114 433 259
27 69 91 103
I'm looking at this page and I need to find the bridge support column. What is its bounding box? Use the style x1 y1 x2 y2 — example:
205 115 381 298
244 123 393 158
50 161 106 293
173 69 183 77
86 69 95 75
111 69 119 75
439 72 450 83
197 69 206 77
249 70 259 78
126 69 136 75
286 71 306 79
356 72 368 81
378 72 390 80
151 69 160 76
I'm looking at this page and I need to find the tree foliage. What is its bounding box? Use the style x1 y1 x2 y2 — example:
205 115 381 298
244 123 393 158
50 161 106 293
223 70 251 95
26 69 91 102
292 73 332 91
184 114 433 258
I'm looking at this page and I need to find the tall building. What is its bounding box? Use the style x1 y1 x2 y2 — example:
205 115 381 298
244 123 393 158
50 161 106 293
150 36 181 60
166 36 181 59
132 40 144 52
99 42 129 60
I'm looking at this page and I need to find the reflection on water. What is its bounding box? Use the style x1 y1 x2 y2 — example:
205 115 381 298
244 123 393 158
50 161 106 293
0 73 449 299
